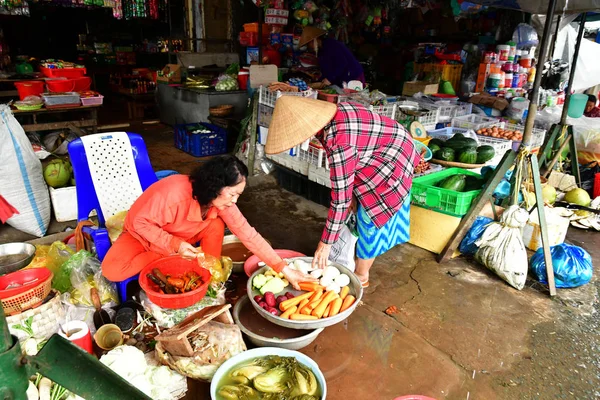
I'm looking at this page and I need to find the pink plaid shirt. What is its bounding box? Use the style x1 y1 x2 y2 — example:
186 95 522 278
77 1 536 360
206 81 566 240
320 102 419 244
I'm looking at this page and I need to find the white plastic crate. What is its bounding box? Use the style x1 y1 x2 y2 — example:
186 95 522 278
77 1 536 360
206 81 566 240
49 186 78 222
451 114 498 131
258 86 318 108
491 122 547 149
258 104 273 128
297 142 328 169
427 126 471 140
371 103 397 120
396 101 440 130
308 163 331 188
266 152 310 176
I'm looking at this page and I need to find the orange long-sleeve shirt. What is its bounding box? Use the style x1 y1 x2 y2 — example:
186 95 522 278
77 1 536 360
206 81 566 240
123 174 287 272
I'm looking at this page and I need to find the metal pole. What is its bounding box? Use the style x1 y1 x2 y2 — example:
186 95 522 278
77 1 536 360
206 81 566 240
548 14 562 62
560 12 588 124
521 0 559 148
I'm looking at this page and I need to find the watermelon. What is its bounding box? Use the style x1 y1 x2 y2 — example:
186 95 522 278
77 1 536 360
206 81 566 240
444 137 478 151
458 148 478 164
476 145 496 164
428 143 442 155
437 147 455 162
438 175 467 192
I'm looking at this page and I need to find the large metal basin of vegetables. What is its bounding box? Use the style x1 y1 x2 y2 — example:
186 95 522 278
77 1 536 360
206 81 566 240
247 257 363 330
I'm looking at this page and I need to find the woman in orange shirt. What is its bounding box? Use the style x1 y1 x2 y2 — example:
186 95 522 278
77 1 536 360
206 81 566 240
102 155 315 289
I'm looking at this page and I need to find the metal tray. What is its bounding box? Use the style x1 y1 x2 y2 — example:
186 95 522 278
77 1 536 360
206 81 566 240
246 257 363 330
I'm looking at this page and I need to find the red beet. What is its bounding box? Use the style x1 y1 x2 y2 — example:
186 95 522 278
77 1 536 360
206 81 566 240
253 295 263 303
258 301 268 309
267 307 279 315
264 292 276 307
285 292 295 299
276 295 287 305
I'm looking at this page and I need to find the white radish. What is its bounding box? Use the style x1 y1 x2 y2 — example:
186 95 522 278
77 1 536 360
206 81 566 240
335 274 350 287
319 276 334 287
310 269 323 279
258 261 266 267
323 266 340 280
326 283 341 294
27 381 39 400
38 378 51 400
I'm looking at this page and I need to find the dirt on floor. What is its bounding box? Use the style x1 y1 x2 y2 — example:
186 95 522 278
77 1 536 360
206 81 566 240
1 123 598 399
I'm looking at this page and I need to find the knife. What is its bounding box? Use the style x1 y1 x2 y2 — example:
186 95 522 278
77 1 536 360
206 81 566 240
554 201 600 214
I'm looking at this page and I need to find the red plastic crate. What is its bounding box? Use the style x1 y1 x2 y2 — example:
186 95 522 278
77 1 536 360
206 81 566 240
40 66 87 78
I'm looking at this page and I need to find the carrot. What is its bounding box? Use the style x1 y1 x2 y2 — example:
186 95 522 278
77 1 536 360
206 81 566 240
279 291 313 312
329 297 343 317
294 299 309 314
299 282 324 292
290 314 319 320
312 291 337 318
340 295 356 312
308 290 323 303
167 277 185 289
339 286 350 300
280 306 298 319
323 303 333 318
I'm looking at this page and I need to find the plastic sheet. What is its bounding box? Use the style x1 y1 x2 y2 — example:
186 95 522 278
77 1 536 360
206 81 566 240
475 205 529 290
530 243 593 288
459 216 494 256
572 120 600 165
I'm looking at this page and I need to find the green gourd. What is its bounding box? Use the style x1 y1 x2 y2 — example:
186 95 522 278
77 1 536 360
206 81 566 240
438 175 467 192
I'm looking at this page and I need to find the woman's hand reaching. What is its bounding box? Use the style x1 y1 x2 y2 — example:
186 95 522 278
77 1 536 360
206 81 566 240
178 242 201 260
281 265 318 291
312 241 332 270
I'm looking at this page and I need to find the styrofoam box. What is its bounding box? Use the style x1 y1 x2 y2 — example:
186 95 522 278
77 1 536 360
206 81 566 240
49 186 78 222
258 126 269 145
522 207 570 251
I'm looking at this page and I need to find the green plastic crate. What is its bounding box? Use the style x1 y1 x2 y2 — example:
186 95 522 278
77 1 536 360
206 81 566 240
411 168 483 217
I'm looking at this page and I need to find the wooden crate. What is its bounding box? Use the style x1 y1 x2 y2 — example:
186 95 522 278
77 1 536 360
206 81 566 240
402 81 439 96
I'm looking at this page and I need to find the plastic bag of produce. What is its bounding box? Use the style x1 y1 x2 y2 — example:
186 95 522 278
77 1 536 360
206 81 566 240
68 250 119 306
106 210 128 243
459 216 494 256
45 241 75 275
573 122 600 165
0 104 51 237
329 215 358 271
140 286 225 328
42 131 78 155
475 205 529 290
530 243 593 288
215 76 239 92
155 320 246 381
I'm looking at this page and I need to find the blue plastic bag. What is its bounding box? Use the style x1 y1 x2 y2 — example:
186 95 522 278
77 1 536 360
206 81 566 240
530 243 593 288
459 216 493 256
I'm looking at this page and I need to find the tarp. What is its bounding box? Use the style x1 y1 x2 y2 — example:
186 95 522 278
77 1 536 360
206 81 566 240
553 23 600 91
467 0 600 14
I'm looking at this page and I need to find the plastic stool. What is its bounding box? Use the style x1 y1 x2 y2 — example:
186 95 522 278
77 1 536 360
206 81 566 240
116 274 139 303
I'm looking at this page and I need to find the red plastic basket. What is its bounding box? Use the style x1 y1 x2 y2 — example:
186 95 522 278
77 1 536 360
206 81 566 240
0 268 53 315
40 66 87 78
139 256 212 309
46 79 76 93
14 81 44 100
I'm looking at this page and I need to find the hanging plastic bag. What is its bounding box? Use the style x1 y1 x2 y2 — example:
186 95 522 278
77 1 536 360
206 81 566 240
329 214 358 272
196 249 232 285
475 205 529 290
530 243 593 288
459 216 494 256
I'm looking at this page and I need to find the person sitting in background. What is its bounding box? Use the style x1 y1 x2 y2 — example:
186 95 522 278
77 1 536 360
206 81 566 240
584 94 600 118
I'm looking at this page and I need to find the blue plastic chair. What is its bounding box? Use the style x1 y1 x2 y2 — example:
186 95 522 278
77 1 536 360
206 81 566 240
68 132 158 301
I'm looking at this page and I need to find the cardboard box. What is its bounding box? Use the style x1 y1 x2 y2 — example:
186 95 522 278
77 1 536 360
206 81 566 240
476 63 491 93
522 207 570 251
469 93 509 111
249 64 278 89
403 81 439 97
157 64 182 84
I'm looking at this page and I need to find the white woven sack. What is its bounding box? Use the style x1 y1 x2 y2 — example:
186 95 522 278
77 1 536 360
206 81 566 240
7 291 65 343
0 105 50 237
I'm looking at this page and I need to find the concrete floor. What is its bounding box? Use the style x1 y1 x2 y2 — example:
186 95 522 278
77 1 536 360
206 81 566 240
1 124 599 399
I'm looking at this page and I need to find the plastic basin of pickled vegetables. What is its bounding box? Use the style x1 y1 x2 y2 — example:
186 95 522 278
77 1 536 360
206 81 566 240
210 347 327 400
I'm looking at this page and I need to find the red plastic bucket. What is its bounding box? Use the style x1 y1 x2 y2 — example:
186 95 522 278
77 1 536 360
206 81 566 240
73 77 91 92
14 81 44 100
46 79 76 93
139 256 211 309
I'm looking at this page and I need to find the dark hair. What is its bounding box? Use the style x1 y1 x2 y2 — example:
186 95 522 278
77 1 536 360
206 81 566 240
588 94 597 104
189 155 249 205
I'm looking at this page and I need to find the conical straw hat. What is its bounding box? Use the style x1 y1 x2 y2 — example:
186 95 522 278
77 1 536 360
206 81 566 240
265 96 338 155
299 26 326 48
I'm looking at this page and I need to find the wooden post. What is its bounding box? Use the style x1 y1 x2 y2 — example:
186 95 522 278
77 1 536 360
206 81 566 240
530 155 556 295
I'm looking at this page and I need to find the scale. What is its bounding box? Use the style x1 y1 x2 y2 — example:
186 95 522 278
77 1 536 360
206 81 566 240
410 121 427 139
0 305 150 399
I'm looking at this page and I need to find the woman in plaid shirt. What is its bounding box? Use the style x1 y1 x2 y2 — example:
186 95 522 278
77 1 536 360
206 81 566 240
266 97 420 287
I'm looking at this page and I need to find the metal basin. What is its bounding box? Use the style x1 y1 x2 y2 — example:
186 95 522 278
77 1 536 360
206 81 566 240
0 243 36 276
222 235 270 274
247 257 363 330
233 295 323 350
